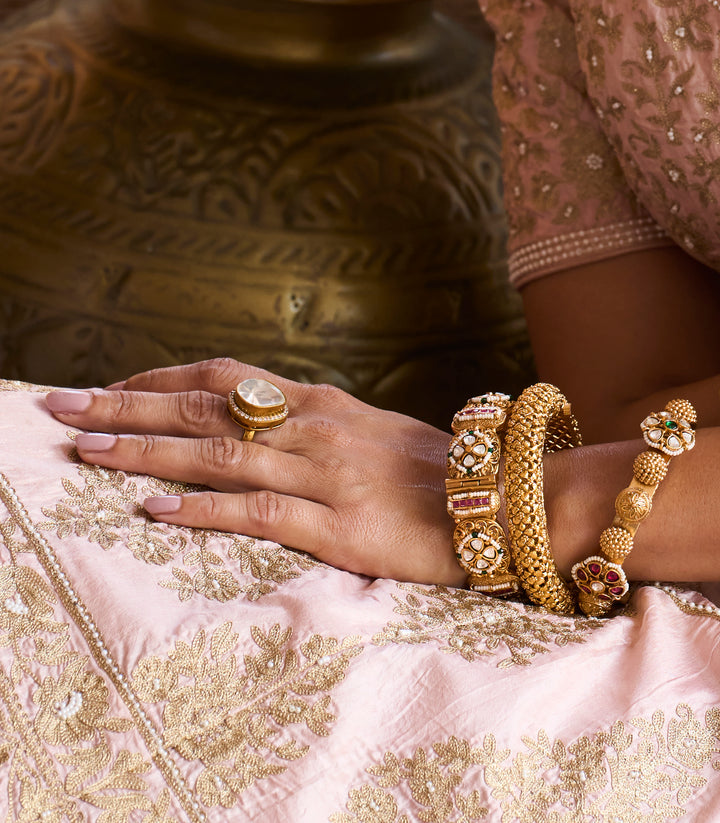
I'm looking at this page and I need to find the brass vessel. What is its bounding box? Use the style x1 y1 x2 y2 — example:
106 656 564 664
0 0 532 426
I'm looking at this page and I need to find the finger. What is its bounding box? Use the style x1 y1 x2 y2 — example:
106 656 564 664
47 389 242 439
142 490 348 569
119 358 302 399
74 432 319 498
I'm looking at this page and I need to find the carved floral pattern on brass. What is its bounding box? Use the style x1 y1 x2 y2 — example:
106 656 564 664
0 0 532 426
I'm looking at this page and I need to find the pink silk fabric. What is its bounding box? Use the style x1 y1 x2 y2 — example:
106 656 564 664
0 380 719 821
480 0 720 287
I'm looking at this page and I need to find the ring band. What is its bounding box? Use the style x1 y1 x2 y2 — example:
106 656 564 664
227 378 288 441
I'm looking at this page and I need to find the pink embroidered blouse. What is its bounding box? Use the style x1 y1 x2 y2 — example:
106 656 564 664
479 0 720 288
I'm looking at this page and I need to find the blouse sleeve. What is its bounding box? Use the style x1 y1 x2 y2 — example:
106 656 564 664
479 0 674 289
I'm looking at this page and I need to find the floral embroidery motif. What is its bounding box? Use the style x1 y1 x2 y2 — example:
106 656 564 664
131 623 362 808
333 704 720 821
481 0 720 284
0 493 179 820
38 459 318 604
373 585 601 667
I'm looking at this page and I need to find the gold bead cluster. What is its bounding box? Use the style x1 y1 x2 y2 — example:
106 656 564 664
572 398 696 617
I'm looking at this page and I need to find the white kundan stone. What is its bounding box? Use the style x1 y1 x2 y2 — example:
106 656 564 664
237 378 285 408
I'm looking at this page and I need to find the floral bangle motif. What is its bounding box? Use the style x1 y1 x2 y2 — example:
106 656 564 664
572 398 697 617
446 392 521 598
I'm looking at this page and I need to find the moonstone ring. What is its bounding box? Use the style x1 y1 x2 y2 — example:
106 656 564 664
227 378 289 441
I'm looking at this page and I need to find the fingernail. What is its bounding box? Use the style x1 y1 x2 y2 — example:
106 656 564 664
144 495 182 515
75 433 118 452
46 390 93 414
105 381 126 391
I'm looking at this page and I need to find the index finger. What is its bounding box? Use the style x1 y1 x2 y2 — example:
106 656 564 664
116 358 302 399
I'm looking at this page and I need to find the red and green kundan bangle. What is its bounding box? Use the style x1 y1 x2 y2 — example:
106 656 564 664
572 399 697 617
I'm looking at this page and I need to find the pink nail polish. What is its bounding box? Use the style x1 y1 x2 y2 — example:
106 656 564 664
144 496 182 515
46 390 93 414
75 433 117 451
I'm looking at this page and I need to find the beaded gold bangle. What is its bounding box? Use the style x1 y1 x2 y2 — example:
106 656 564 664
503 383 583 615
572 399 697 617
446 392 522 597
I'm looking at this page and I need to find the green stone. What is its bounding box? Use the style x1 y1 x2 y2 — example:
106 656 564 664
665 420 678 430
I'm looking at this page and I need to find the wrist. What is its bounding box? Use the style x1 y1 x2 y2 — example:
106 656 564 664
543 441 637 578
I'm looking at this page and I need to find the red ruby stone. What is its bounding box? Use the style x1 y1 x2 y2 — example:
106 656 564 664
610 587 624 596
588 563 601 575
576 569 587 581
606 571 619 582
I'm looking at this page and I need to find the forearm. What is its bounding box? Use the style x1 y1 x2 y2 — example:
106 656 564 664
544 426 720 582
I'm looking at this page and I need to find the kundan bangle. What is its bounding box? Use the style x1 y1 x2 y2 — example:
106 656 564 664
504 383 583 615
446 393 522 597
572 399 697 617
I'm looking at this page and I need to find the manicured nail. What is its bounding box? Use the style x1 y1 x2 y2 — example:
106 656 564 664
75 433 118 452
144 496 182 515
105 381 126 391
46 390 93 414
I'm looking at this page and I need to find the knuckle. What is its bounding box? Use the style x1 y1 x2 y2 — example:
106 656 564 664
137 434 161 461
196 492 222 522
198 357 240 389
302 416 353 452
113 390 142 422
201 436 241 474
246 490 282 529
311 382 347 407
176 390 217 430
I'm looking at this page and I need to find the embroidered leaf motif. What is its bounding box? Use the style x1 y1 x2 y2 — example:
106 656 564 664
131 622 362 808
334 706 720 821
0 489 179 821
374 584 601 667
40 459 318 605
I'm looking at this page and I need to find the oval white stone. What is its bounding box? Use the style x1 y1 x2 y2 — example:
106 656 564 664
236 378 285 408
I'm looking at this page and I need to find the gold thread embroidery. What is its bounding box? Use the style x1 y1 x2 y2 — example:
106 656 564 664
332 704 720 821
0 473 196 821
131 623 363 809
373 585 602 668
38 460 318 604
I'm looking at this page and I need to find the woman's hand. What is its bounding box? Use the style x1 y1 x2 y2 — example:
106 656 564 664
46 358 464 586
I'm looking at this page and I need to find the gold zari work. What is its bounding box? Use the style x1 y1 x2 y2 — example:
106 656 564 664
132 624 362 807
332 704 720 822
373 584 600 668
38 450 317 603
0 470 361 816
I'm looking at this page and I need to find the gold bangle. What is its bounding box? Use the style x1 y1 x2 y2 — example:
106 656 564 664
446 392 522 597
504 383 583 614
572 399 697 617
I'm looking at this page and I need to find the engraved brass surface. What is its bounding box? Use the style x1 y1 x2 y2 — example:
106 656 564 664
0 0 533 426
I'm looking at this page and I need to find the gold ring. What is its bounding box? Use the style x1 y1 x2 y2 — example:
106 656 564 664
227 378 288 441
